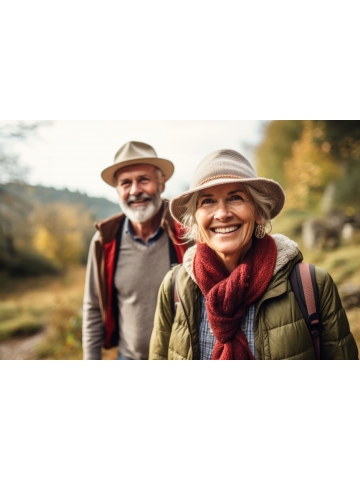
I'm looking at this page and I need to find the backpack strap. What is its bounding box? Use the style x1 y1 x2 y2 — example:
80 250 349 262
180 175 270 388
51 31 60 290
289 262 322 360
168 236 179 268
171 265 181 317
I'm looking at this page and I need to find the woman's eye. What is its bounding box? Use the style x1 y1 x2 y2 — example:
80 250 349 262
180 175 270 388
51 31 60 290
229 195 244 202
199 198 215 206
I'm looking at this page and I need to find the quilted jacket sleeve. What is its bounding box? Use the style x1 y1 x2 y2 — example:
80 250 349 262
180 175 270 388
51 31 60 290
149 268 176 360
316 267 359 360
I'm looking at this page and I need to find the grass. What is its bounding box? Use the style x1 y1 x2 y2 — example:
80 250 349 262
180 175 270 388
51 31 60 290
347 309 360 349
0 265 119 360
0 266 86 359
301 244 360 286
0 316 43 341
0 303 45 340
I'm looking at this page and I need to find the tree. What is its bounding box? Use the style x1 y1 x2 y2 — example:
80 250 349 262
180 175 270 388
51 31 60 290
312 120 360 209
283 121 342 211
255 120 303 187
0 121 51 183
30 202 94 269
0 121 51 269
255 120 360 213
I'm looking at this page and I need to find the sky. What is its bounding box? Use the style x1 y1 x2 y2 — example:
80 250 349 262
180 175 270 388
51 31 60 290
8 120 265 203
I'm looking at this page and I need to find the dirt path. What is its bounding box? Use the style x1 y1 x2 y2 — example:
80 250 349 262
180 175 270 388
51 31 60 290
0 330 47 360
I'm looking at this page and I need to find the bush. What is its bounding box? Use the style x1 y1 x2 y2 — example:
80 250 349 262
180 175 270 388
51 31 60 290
6 251 60 277
0 304 44 341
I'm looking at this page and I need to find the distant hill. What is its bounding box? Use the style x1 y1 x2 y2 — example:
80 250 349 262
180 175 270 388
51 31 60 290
4 183 120 221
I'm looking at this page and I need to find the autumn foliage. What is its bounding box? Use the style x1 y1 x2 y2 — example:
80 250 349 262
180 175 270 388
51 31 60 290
255 120 360 214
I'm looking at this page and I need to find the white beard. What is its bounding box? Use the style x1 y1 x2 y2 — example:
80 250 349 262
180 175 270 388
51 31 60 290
119 192 162 223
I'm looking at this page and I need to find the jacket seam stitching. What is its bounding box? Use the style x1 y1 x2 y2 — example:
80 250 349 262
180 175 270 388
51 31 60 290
168 346 187 360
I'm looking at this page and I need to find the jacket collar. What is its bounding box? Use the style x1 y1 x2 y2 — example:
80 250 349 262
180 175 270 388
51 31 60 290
183 234 300 284
95 200 174 244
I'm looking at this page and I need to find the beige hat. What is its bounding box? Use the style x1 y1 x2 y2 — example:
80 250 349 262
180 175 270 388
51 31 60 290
170 149 285 223
101 141 174 187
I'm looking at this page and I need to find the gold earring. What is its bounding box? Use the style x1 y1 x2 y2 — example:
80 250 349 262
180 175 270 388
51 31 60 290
255 224 266 239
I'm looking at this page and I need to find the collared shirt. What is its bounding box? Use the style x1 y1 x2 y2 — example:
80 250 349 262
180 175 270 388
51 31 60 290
199 294 256 360
124 216 164 247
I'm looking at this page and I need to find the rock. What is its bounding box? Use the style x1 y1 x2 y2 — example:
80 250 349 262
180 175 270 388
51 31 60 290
302 218 341 250
339 284 360 310
341 223 354 242
302 219 326 250
301 209 358 250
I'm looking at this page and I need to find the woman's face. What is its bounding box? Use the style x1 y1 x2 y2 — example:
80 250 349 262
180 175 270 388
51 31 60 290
195 182 260 267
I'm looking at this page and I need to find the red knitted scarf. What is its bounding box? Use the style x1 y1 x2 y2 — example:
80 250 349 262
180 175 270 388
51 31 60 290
194 235 277 360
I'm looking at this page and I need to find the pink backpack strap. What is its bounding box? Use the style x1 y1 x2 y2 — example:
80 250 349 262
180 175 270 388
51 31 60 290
289 262 322 360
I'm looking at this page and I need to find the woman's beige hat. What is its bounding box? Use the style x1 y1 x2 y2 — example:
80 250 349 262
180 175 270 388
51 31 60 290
170 149 285 223
101 141 174 187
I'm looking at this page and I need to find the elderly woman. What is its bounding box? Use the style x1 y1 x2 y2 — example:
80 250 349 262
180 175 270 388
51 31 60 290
149 149 358 360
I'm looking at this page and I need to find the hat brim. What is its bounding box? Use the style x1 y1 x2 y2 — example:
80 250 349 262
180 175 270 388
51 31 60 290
170 177 285 223
101 157 174 187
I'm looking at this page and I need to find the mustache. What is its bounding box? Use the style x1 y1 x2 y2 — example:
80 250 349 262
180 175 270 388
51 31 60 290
127 193 153 206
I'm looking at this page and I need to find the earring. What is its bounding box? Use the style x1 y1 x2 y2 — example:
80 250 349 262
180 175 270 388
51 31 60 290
255 224 266 239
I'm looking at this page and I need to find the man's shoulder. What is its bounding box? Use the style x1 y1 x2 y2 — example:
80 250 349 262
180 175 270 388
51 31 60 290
95 211 125 229
94 212 126 243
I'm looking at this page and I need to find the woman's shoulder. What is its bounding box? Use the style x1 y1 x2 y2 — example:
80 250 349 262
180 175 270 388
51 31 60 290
312 265 338 298
161 263 193 289
157 264 198 319
271 234 302 275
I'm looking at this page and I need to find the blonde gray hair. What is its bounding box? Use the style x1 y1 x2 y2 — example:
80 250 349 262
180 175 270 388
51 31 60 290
180 183 276 243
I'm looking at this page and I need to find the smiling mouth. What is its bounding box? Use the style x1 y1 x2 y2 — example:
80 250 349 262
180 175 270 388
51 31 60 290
128 199 151 207
211 225 240 234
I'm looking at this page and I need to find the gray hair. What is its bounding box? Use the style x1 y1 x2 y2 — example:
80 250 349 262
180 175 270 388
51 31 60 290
155 167 165 184
180 183 275 243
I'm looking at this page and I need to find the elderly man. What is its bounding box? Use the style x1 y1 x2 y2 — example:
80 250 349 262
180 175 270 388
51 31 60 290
82 141 186 360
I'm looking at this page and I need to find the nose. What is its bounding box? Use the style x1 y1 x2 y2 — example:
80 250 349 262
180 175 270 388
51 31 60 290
129 180 142 196
214 200 233 221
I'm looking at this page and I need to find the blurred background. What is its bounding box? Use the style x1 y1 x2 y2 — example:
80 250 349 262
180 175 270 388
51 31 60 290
0 120 359 359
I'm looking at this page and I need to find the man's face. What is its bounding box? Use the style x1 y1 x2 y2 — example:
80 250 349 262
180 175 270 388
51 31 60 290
115 164 165 223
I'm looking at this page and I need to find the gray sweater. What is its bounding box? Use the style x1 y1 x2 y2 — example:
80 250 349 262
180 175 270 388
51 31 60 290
115 226 170 359
82 225 171 359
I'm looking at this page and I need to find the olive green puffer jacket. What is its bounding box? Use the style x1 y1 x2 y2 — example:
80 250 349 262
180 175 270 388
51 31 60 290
149 234 358 360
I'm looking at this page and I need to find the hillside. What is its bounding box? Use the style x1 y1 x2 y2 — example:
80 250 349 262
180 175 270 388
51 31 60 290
3 182 120 221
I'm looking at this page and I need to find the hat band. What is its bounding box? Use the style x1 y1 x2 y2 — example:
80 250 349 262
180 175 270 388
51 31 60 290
198 174 245 186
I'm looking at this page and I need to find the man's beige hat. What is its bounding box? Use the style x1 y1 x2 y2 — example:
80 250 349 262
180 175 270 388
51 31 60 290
170 149 285 223
101 141 174 187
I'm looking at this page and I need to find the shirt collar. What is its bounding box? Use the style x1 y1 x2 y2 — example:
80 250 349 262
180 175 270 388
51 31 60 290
124 215 164 246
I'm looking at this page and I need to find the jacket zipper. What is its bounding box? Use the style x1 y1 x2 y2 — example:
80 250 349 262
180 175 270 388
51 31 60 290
254 301 265 360
255 280 289 360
